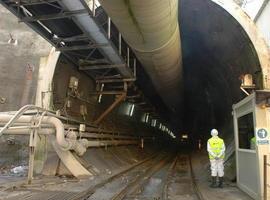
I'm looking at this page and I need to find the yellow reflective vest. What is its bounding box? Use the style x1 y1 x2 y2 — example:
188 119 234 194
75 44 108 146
250 136 256 150
208 136 225 160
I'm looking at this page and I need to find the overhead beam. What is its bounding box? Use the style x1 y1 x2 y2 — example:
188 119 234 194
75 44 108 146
106 85 125 89
94 93 127 125
79 58 109 65
90 91 125 95
79 64 126 70
96 74 121 80
96 78 136 83
254 0 270 22
57 43 107 51
126 94 141 99
135 102 147 106
9 0 60 6
52 34 90 43
19 9 88 22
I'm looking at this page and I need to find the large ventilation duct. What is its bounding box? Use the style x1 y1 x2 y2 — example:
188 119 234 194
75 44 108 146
99 0 183 112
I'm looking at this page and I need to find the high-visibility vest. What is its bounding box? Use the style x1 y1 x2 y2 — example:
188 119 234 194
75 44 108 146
208 136 225 160
250 136 256 150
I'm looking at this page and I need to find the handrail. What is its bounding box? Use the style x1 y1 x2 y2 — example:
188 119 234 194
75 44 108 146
0 105 44 136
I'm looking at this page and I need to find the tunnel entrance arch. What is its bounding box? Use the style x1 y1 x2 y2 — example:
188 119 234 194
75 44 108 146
210 0 270 89
180 0 270 143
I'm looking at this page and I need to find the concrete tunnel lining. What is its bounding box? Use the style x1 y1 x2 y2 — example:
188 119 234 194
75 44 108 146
89 0 270 143
177 0 270 141
31 0 270 180
1 0 269 142
43 0 270 142
0 1 270 198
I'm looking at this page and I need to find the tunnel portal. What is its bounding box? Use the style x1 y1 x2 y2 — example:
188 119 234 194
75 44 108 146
0 0 269 199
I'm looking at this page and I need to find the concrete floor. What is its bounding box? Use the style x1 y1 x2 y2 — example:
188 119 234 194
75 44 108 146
191 151 253 200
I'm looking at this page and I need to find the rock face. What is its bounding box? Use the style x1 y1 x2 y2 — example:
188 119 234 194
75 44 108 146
0 5 51 169
0 5 51 112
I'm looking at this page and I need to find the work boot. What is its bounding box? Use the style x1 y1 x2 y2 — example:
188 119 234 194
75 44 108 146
218 177 223 188
210 176 216 188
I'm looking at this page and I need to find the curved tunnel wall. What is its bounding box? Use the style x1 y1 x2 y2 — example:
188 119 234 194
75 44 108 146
0 0 270 180
97 0 270 138
180 0 270 140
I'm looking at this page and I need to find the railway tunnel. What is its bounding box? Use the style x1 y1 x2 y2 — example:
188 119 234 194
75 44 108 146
0 0 269 200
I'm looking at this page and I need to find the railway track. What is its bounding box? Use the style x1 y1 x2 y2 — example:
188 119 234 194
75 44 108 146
110 154 174 200
70 152 162 200
103 153 204 200
161 154 204 200
5 153 204 200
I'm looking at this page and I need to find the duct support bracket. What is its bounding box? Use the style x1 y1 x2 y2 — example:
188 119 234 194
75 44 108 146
94 82 127 125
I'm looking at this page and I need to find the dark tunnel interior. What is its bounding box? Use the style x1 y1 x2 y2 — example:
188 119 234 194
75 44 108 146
130 0 262 144
1 0 270 194
14 0 263 146
81 0 263 145
176 0 262 143
48 0 264 146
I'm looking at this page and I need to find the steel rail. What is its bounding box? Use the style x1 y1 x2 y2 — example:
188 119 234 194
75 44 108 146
69 152 160 200
189 155 205 200
111 154 174 200
162 155 179 199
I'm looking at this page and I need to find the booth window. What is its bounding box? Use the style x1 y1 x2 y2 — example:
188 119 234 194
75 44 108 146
237 113 255 149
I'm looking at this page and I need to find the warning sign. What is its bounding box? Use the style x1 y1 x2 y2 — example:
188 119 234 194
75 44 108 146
256 128 269 145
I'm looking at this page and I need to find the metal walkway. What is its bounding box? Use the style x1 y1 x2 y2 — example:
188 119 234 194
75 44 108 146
0 0 161 119
0 0 135 81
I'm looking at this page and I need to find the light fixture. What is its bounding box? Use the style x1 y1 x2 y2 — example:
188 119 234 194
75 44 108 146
129 104 135 116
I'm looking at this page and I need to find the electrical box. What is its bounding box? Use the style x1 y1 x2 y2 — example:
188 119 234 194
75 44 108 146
69 76 79 90
80 105 88 116
241 74 254 87
79 124 86 132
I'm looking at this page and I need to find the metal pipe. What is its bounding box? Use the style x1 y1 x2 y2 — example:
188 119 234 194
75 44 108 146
81 133 138 140
0 104 97 137
92 0 96 17
0 104 44 136
1 128 55 135
86 140 138 147
127 47 130 67
99 0 183 112
2 109 97 127
118 33 122 55
108 17 111 39
133 59 137 78
0 114 70 150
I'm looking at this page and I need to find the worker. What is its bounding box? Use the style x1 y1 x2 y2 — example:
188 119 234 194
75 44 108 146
250 136 256 150
207 129 226 188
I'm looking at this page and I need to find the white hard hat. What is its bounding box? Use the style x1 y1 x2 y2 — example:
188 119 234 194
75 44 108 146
211 129 218 136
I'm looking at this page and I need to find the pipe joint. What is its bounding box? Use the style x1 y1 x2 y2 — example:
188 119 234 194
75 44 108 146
73 139 88 156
